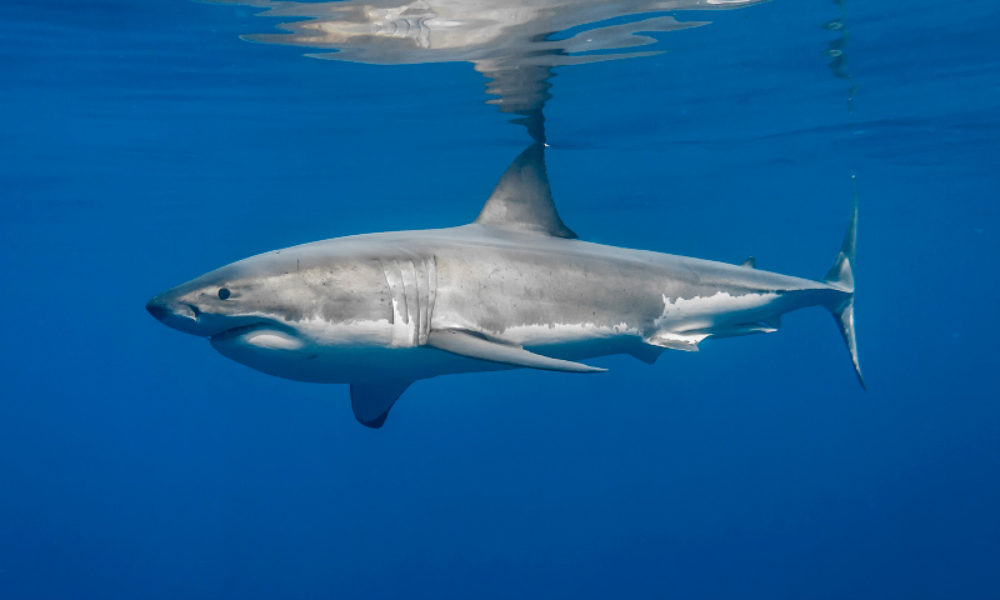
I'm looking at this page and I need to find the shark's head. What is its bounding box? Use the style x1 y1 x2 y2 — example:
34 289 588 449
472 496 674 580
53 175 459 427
146 243 398 383
146 255 288 339
147 271 235 338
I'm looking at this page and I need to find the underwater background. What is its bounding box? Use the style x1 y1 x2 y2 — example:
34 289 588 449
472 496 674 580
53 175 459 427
1 0 998 598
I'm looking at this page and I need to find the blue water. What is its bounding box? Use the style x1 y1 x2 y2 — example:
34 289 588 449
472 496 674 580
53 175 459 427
2 0 998 598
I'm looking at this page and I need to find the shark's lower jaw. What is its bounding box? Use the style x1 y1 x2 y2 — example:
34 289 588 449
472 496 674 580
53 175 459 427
208 323 372 383
209 323 319 380
210 322 302 350
212 324 304 351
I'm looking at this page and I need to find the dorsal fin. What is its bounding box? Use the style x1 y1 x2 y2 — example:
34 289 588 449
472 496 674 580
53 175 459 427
741 256 756 268
475 143 577 239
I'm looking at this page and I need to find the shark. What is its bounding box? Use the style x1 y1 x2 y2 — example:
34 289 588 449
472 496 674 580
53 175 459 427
147 144 863 428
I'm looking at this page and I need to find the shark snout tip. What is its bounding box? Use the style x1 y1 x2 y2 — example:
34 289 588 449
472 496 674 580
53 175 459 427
146 296 170 321
146 294 199 331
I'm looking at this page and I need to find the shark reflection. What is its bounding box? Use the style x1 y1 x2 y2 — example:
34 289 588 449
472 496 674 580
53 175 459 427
214 0 764 140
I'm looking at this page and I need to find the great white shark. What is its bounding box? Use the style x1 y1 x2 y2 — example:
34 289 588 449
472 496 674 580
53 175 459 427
147 144 863 427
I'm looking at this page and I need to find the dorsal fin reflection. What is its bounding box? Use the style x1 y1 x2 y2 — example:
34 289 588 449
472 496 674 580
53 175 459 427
212 0 765 142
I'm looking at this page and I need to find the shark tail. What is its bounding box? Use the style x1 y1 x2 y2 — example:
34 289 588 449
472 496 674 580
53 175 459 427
823 176 865 389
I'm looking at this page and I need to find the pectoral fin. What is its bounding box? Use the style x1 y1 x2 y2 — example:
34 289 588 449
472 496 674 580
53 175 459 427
350 380 412 429
427 329 605 373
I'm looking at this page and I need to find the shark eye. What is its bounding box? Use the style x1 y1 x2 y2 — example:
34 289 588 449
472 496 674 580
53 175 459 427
218 288 231 300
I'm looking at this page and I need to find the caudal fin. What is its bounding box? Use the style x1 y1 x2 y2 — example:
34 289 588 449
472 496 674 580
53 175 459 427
824 177 865 389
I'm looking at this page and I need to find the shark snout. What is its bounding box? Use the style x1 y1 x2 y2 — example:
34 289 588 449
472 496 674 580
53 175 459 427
146 294 205 335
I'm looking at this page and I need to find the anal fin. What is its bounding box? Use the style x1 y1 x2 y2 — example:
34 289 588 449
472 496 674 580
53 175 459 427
427 329 605 373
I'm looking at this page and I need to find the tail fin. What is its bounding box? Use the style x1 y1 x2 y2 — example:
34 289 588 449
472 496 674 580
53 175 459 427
824 176 865 389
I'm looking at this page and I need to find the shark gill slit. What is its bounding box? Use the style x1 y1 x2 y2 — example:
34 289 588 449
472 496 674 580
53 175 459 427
376 259 394 325
378 256 437 347
413 259 424 346
396 260 410 326
401 259 419 346
422 256 437 346
378 259 407 344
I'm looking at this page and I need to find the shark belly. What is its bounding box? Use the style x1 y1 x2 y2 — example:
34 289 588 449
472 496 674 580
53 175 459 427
210 324 520 383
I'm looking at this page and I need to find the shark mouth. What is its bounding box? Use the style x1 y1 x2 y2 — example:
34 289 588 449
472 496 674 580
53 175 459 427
210 322 268 342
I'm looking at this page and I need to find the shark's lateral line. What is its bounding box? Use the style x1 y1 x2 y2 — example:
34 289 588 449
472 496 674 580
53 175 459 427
147 144 863 428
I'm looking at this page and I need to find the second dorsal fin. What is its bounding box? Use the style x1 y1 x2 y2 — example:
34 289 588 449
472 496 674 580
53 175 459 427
475 143 577 239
